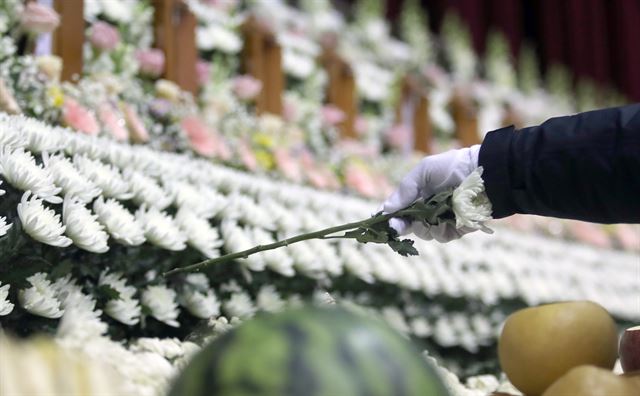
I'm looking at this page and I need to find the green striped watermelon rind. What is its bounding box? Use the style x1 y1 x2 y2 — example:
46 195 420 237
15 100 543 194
170 305 451 396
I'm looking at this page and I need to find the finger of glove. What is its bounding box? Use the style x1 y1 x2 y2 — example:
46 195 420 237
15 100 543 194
408 222 434 241
429 222 466 243
388 217 411 235
382 159 435 213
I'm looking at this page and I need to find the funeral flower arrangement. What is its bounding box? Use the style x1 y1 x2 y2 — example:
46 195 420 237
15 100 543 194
0 1 639 395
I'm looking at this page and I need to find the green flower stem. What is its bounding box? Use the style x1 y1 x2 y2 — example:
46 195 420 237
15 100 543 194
163 207 417 277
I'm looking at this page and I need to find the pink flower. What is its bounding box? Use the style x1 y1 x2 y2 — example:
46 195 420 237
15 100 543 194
385 124 412 149
344 163 378 198
62 98 99 136
136 49 165 78
123 104 149 143
232 75 262 101
321 105 345 126
196 60 211 88
98 103 128 141
274 149 302 182
181 116 218 157
283 99 298 123
238 141 258 172
89 21 120 52
615 224 640 251
354 116 368 136
0 78 21 115
20 3 60 34
569 221 611 249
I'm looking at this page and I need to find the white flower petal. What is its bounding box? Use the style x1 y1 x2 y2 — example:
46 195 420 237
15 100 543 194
136 206 187 251
17 191 72 247
0 282 14 316
93 197 145 246
142 285 180 327
18 273 64 318
0 147 62 203
63 197 109 253
452 167 493 230
99 271 141 325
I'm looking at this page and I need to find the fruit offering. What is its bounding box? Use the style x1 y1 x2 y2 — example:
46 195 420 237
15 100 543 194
498 301 618 395
170 306 449 396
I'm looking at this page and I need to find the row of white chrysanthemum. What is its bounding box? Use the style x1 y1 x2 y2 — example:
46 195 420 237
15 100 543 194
1 113 638 320
0 266 504 356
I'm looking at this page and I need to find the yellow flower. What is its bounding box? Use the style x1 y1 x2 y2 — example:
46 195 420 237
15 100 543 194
254 150 274 170
252 132 274 148
47 85 64 108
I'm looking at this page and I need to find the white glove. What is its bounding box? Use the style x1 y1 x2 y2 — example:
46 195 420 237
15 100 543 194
382 145 481 242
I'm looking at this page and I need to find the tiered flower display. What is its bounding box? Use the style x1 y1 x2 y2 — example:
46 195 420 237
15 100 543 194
0 0 638 395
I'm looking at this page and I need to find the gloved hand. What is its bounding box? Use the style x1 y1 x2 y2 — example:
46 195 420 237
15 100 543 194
382 145 481 242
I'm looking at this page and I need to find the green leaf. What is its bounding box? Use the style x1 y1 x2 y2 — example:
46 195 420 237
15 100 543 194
95 284 121 302
388 239 419 257
50 260 74 280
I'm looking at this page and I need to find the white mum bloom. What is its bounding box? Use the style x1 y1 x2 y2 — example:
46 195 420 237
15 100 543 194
141 285 180 327
131 338 186 360
17 191 72 247
0 216 11 237
179 274 220 319
220 220 265 271
256 285 285 313
62 197 109 253
166 180 225 218
93 197 145 246
0 120 28 148
127 171 173 210
23 119 63 153
44 153 101 203
0 282 14 315
74 155 132 200
253 228 295 277
452 167 493 230
0 179 4 195
99 271 141 325
136 206 187 251
223 291 256 319
0 147 62 203
18 272 64 318
381 307 410 335
53 276 107 341
175 208 222 258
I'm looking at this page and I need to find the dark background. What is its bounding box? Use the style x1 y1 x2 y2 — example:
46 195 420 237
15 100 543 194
342 0 640 102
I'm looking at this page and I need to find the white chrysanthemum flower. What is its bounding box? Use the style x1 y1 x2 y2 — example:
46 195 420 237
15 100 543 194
62 197 109 253
223 291 256 319
0 179 5 196
74 155 132 200
220 220 265 271
288 240 324 278
17 191 72 247
0 147 62 203
166 180 225 218
225 194 274 230
0 216 11 237
18 272 64 318
381 307 411 335
142 285 180 327
252 228 295 277
340 244 374 284
93 197 145 246
136 206 187 251
0 282 14 315
256 285 286 313
130 338 186 360
44 153 101 203
179 274 220 319
99 271 141 325
53 276 107 341
207 316 239 338
127 171 173 210
175 208 222 259
452 167 493 230
23 119 63 153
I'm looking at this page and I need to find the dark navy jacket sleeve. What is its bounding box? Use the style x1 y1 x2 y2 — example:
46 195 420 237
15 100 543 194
478 103 640 223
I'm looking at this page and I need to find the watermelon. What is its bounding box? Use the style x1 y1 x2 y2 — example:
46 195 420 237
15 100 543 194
169 306 450 396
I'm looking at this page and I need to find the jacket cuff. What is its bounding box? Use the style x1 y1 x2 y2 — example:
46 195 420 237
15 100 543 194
478 126 517 218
